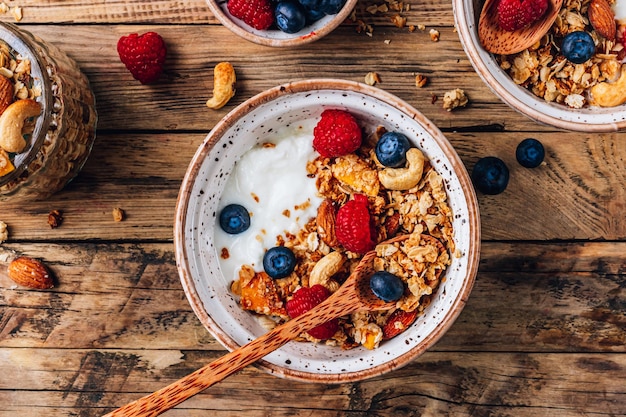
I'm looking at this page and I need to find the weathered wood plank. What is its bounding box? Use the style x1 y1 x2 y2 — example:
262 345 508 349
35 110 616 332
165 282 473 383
17 24 547 133
0 242 624 352
2 130 626 241
3 0 455 26
0 349 624 416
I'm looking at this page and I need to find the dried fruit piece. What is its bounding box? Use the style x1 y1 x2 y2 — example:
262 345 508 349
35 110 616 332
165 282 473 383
0 75 14 116
48 210 63 228
0 149 15 177
588 0 616 40
112 207 125 222
382 309 418 339
7 256 54 289
240 271 287 317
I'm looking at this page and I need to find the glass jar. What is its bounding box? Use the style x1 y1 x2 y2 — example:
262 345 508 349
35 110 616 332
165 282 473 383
0 22 97 202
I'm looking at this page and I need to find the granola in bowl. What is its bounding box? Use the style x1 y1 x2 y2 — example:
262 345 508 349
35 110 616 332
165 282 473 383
175 79 480 382
496 0 626 109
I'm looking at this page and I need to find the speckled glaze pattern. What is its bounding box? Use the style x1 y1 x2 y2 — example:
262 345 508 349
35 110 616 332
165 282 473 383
175 79 481 383
205 0 357 47
454 0 626 132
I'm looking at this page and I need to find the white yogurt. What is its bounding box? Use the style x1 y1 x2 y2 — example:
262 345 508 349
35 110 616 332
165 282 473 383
214 120 323 282
614 0 626 24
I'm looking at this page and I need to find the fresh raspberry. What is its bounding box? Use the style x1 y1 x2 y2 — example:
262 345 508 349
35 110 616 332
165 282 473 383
313 109 362 158
335 194 376 254
496 0 548 32
117 32 167 84
227 0 274 31
286 284 339 340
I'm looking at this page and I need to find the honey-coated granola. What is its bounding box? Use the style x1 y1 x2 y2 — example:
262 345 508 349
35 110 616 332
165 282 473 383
496 0 625 108
230 125 458 350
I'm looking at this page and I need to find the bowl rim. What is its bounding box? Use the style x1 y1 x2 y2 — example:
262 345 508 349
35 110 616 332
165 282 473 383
453 0 626 132
205 0 358 47
174 78 481 383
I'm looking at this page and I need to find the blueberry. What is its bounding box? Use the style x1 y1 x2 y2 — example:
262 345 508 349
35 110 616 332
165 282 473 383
219 204 250 234
319 0 346 14
375 132 412 168
263 246 297 279
471 156 509 195
561 31 595 64
516 138 545 168
303 6 326 23
275 1 307 34
369 271 405 302
298 0 323 10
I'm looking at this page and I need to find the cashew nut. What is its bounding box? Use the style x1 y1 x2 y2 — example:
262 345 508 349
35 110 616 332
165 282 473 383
206 62 236 110
589 64 626 107
0 99 41 153
378 147 425 191
309 251 344 292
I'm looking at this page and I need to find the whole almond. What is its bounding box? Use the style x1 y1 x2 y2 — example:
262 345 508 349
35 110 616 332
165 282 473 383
0 75 13 116
7 256 54 289
588 0 616 41
316 199 339 248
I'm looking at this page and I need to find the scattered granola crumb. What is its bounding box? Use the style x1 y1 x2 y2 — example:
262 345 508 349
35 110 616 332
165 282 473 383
364 72 382 86
391 14 407 28
112 207 125 222
442 88 469 111
429 29 440 42
417 24 426 31
11 6 22 22
415 74 428 88
0 2 8 14
384 39 391 44
48 210 63 229
431 93 438 104
0 220 8 244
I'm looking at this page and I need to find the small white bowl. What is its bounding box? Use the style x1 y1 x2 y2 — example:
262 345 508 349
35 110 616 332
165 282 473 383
453 0 626 131
206 0 356 47
175 79 480 383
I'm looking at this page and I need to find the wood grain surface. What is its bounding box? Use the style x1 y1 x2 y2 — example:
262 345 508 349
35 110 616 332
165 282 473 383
1 0 625 416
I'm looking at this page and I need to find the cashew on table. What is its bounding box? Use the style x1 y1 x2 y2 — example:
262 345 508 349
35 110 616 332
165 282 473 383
206 62 236 110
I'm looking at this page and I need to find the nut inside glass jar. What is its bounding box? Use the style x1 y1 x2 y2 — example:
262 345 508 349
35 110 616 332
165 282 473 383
0 22 96 202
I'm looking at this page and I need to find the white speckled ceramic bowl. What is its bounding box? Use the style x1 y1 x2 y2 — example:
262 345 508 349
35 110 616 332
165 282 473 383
206 0 356 47
453 0 626 132
175 79 480 383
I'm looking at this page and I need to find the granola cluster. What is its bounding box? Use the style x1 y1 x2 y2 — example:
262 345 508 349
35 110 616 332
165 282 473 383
230 126 457 350
496 0 624 108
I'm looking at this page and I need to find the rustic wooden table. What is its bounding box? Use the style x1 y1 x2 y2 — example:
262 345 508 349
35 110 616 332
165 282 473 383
1 1 625 416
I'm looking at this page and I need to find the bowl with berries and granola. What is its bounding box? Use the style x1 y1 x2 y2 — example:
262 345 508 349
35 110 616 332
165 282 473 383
175 79 480 382
206 0 356 47
454 0 626 131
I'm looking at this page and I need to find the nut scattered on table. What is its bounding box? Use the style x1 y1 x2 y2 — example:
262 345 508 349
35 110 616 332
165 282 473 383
364 72 381 86
415 74 428 88
7 256 54 289
442 88 468 111
429 29 440 42
112 207 125 222
48 210 63 228
206 62 236 110
0 220 7 244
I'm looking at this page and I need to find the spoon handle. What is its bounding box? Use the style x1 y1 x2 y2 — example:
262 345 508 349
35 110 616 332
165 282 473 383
102 294 357 417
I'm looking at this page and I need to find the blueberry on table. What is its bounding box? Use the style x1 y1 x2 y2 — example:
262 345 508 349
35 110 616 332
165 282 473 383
369 271 405 302
275 1 307 34
516 138 545 168
471 156 510 195
263 246 297 279
561 31 595 64
375 132 412 168
219 204 251 234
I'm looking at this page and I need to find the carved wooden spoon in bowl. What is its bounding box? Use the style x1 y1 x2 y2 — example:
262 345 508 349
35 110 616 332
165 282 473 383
103 236 408 417
478 0 563 54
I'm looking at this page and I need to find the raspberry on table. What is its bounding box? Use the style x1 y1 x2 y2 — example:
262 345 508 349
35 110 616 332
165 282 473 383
313 109 363 158
227 0 275 31
335 194 376 254
286 284 339 340
117 31 167 84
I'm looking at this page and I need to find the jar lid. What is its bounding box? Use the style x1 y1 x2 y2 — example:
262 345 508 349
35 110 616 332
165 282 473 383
0 22 52 188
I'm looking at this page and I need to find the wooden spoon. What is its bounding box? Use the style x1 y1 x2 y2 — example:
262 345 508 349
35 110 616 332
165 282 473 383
478 0 563 55
103 236 406 417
